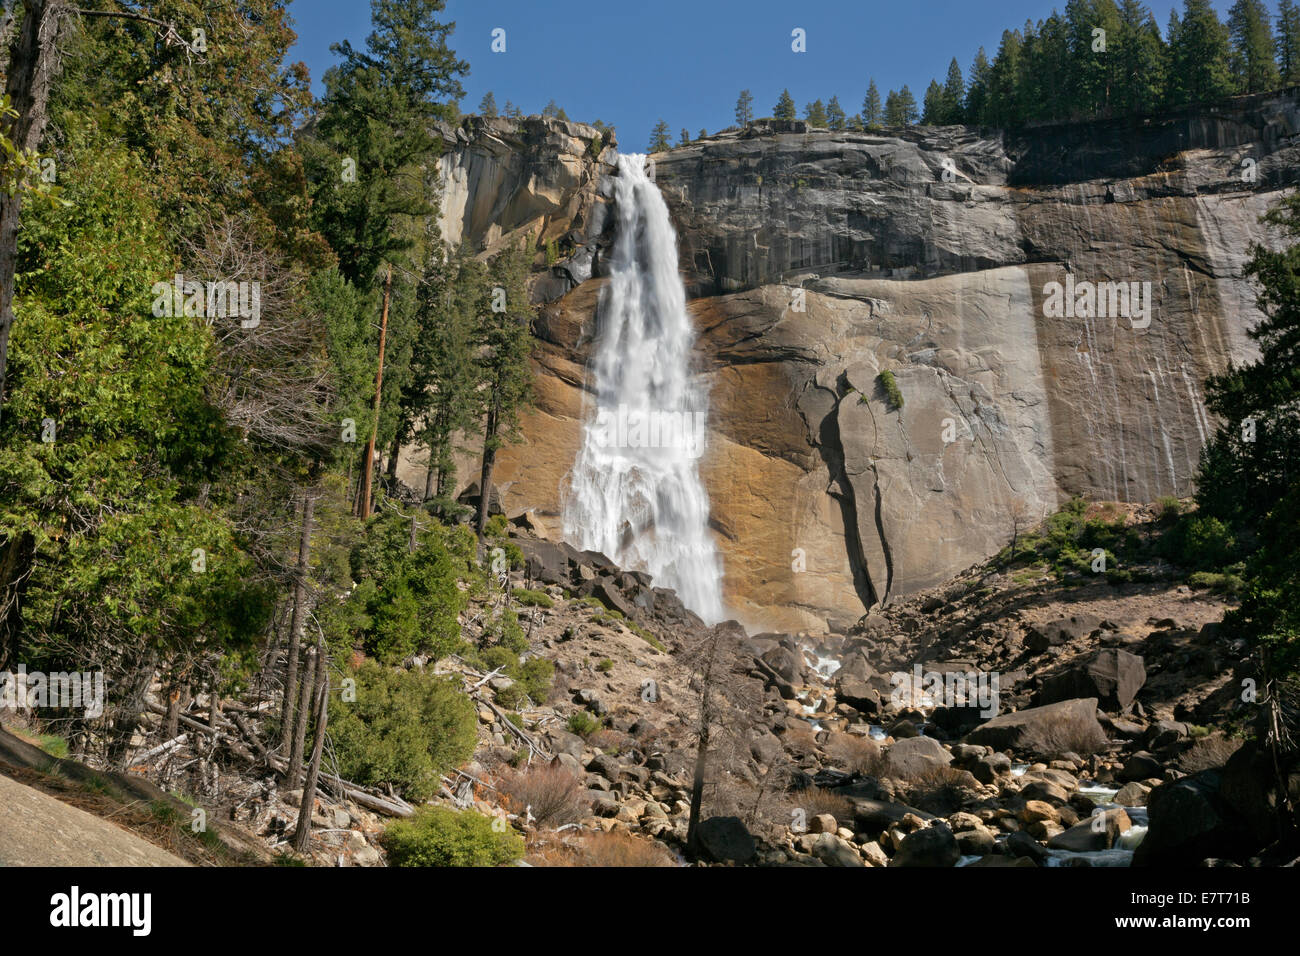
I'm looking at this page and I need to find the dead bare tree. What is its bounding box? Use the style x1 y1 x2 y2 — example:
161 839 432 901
293 634 329 855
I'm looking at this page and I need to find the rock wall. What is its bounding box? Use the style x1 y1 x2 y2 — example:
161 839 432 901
397 95 1300 635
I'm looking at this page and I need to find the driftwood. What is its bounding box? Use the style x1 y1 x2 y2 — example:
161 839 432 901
133 733 188 764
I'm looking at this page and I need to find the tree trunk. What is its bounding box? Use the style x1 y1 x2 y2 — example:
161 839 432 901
687 721 711 853
280 491 315 755
293 642 329 855
357 265 392 519
0 0 61 423
475 403 498 538
287 641 318 788
386 435 400 480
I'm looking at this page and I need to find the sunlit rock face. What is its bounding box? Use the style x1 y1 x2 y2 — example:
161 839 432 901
399 96 1300 634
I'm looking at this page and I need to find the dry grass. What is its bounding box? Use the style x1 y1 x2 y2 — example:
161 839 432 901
1018 713 1107 757
1177 734 1243 773
791 786 853 826
495 762 587 829
526 829 678 867
826 735 887 776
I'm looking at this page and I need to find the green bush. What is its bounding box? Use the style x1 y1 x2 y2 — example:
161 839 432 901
512 588 553 608
1162 514 1236 571
878 370 904 410
1188 570 1245 595
596 658 614 672
567 711 601 737
330 661 477 801
380 807 524 867
485 514 509 537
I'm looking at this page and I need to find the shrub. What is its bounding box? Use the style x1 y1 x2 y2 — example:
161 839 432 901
380 808 524 867
596 658 615 672
825 735 886 776
512 588 554 608
1188 570 1245 595
330 661 477 801
485 514 509 537
567 711 601 737
573 830 677 866
792 786 854 826
495 763 586 828
878 369 904 409
1162 513 1236 571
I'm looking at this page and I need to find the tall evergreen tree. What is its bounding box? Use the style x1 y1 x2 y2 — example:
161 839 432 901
1113 0 1168 115
941 57 966 123
472 248 534 538
862 79 884 128
774 89 797 120
649 119 671 151
1167 0 1234 106
921 79 946 124
826 95 847 129
804 99 828 126
1227 0 1280 93
987 29 1024 126
1280 0 1300 85
965 48 993 124
735 89 754 125
478 91 498 117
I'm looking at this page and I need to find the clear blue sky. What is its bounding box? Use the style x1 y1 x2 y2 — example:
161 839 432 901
286 0 1268 152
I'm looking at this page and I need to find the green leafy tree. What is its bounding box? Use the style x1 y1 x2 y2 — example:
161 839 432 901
803 99 828 127
330 661 477 800
1227 0 1280 93
1113 0 1168 115
987 29 1024 126
774 88 797 120
735 89 754 125
479 90 498 117
679 127 691 146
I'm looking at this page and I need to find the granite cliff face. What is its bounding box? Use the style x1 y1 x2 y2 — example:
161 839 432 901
400 94 1300 635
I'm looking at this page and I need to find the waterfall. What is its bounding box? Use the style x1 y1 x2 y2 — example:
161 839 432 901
562 153 724 623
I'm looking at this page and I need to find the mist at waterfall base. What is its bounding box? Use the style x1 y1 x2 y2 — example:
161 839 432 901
562 153 725 625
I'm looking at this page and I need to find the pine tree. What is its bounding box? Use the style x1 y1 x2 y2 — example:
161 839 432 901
698 128 708 139
1113 0 1168 116
804 99 828 126
735 89 754 125
680 128 691 145
941 57 965 123
921 79 945 124
1280 0 1300 85
774 88 797 120
503 99 522 119
1227 0 1279 93
478 91 497 117
473 247 533 538
1167 0 1234 106
883 89 900 125
965 48 993 124
987 29 1024 126
862 79 884 128
826 95 846 129
649 119 671 151
542 99 561 118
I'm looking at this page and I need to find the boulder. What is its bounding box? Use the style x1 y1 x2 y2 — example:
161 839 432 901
1038 649 1146 712
885 736 953 779
1133 770 1251 866
965 698 1102 754
695 816 757 865
1119 752 1163 782
850 799 932 834
889 824 960 867
1005 830 1050 864
1026 614 1101 653
810 833 865 867
1046 808 1131 852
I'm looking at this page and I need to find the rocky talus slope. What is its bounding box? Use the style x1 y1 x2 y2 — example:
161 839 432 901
400 94 1300 633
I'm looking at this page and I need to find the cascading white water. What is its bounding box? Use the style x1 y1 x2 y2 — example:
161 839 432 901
562 153 724 623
